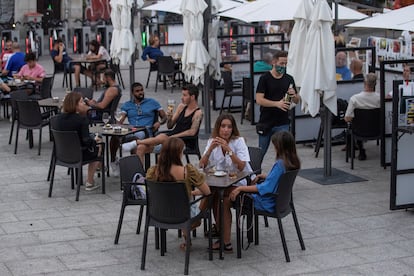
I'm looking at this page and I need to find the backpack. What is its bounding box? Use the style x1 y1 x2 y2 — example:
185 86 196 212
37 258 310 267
332 98 348 126
130 172 146 200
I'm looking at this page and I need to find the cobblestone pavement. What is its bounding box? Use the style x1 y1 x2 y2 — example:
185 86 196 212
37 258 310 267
0 56 413 275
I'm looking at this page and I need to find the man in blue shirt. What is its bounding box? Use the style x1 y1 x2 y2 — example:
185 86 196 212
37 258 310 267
112 82 167 156
2 42 26 77
335 51 351 81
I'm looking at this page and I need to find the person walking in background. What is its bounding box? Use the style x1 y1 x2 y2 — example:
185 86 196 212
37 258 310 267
199 114 253 253
256 50 300 158
344 73 380 161
230 131 300 212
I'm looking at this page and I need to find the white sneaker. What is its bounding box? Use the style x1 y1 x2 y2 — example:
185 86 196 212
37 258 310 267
122 140 137 152
85 182 101 191
110 159 120 177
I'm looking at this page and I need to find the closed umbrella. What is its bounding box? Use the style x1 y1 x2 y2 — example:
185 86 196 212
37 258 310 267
299 0 337 176
110 0 138 66
180 0 211 85
287 0 314 87
143 0 246 15
208 0 223 81
300 0 336 117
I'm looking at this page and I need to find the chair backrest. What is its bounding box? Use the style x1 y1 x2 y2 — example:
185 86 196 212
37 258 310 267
53 60 65 74
51 129 83 164
157 56 176 74
248 146 264 174
242 77 252 101
352 108 381 138
39 76 54 99
15 100 43 127
73 87 94 99
10 90 30 119
119 155 145 184
222 70 234 94
274 170 299 218
145 180 191 224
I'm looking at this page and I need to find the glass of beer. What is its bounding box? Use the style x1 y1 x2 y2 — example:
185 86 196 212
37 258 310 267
167 99 176 114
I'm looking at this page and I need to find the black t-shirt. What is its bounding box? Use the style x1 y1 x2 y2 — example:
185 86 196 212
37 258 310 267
256 71 296 127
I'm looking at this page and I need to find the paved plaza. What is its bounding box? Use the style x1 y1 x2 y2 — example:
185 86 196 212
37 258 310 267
0 56 413 275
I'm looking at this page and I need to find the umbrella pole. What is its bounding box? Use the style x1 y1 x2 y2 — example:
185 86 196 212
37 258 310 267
323 103 332 176
129 0 138 85
202 0 212 136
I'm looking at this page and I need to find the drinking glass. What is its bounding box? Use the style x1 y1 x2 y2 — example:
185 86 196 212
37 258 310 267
102 112 110 125
167 99 176 114
114 110 123 123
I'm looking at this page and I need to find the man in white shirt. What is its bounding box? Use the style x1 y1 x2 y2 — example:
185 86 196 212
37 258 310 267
345 73 380 160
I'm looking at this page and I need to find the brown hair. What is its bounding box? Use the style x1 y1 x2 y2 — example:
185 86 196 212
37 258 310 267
271 131 300 170
211 113 240 140
273 50 288 60
155 137 185 181
62 92 82 114
149 35 159 46
89 39 100 55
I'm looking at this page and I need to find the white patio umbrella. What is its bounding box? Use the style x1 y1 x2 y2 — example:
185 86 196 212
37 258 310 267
300 0 337 177
300 0 337 117
110 0 139 65
219 0 367 22
287 0 314 87
346 4 414 32
143 0 246 15
208 0 223 81
180 0 210 85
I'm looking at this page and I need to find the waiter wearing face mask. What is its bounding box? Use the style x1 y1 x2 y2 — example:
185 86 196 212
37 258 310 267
109 82 168 164
255 50 300 158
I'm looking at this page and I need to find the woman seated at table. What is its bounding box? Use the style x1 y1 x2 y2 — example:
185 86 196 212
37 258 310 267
14 52 46 83
199 114 253 253
146 137 211 250
53 92 102 191
229 131 301 213
86 40 111 85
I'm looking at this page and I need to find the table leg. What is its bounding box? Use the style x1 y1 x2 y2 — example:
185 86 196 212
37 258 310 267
105 136 110 177
219 188 224 260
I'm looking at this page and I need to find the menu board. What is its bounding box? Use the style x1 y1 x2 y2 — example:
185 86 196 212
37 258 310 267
368 36 413 71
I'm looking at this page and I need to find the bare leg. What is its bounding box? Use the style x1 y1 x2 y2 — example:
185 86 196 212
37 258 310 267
222 196 233 245
87 161 100 183
137 133 169 146
74 64 81 87
136 144 154 165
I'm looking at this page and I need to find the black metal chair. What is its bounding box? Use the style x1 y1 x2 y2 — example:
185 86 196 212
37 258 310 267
241 77 252 124
109 58 125 89
53 60 69 88
29 75 54 100
49 129 105 201
114 155 146 244
253 169 305 262
9 90 30 145
141 180 213 275
346 108 381 169
155 56 182 93
220 70 242 114
73 87 94 100
248 146 264 175
145 61 158 89
14 100 50 155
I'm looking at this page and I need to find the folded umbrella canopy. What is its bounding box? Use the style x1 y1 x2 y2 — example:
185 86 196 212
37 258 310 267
110 0 141 65
180 0 211 85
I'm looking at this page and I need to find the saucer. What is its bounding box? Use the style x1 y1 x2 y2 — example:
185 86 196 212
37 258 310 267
214 171 227 177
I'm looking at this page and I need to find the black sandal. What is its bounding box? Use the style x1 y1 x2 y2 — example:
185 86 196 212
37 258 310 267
204 224 220 238
210 240 233 253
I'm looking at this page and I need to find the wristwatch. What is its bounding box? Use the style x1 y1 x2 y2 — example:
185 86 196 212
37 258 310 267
227 150 233 157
